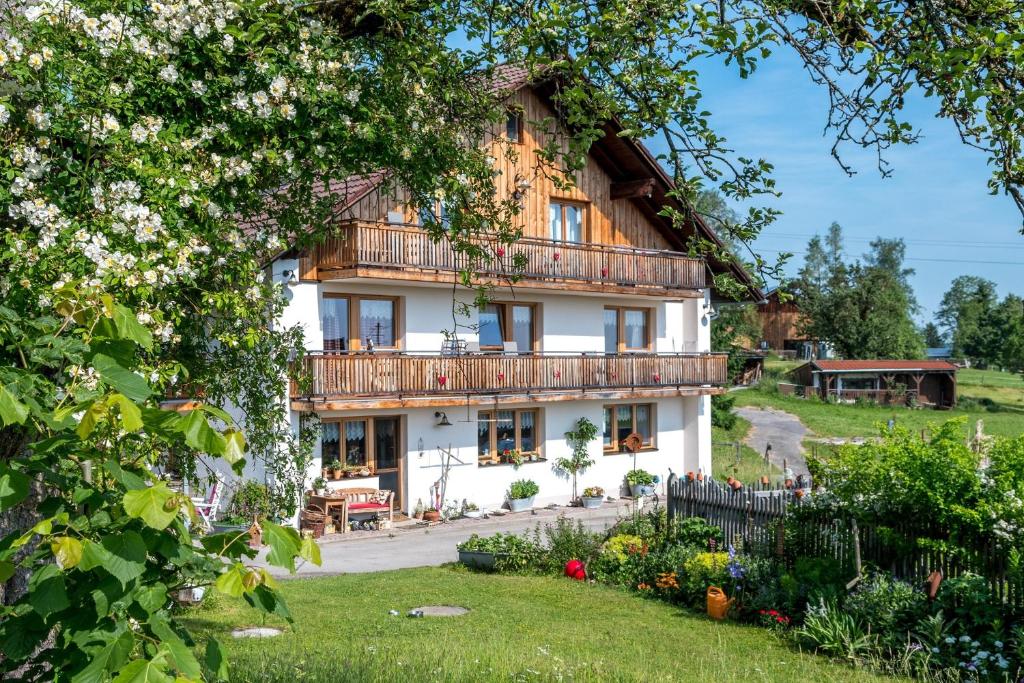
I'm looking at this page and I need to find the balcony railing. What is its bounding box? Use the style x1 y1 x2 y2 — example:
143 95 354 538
307 221 706 293
290 351 727 400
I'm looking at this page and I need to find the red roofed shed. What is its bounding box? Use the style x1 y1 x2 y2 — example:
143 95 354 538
791 360 958 408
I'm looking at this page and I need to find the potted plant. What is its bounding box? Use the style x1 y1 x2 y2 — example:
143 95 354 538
423 506 441 522
413 498 425 520
507 479 539 512
214 481 275 534
626 469 655 497
556 417 598 504
463 502 482 519
581 486 604 509
502 449 524 468
358 465 371 477
311 476 327 495
330 463 343 480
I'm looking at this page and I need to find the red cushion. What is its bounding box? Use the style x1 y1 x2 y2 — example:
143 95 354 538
347 502 389 511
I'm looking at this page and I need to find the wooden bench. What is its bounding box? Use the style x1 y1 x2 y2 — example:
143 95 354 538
331 487 394 530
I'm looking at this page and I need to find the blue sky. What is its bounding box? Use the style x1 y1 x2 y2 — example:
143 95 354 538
652 49 1023 324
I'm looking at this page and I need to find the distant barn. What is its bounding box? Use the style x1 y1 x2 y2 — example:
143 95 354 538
756 290 827 360
790 360 958 409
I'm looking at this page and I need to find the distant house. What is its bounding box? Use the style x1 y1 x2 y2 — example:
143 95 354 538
756 290 828 360
925 346 953 360
791 360 958 408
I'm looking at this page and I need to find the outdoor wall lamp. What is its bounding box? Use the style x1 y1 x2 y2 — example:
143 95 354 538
434 411 452 427
417 437 424 458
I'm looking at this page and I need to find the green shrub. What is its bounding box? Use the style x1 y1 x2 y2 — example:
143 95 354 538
680 551 730 607
602 534 647 564
843 573 926 644
535 516 603 571
223 480 275 524
625 469 655 486
795 599 877 662
508 479 539 500
711 393 738 429
934 573 1002 632
672 517 723 550
457 533 544 573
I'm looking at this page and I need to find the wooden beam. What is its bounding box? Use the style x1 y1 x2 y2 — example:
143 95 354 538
610 178 656 200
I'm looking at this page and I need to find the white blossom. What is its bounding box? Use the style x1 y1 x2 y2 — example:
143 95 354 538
159 64 179 83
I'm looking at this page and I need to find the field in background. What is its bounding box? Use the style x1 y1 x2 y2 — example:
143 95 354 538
736 358 1024 440
712 416 781 484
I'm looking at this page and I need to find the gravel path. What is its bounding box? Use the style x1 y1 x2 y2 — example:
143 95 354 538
735 406 811 479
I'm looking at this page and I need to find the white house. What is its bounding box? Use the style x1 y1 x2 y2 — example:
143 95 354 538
260 68 760 515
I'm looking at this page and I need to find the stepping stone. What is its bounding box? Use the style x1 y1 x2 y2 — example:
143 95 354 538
411 605 469 616
231 627 282 638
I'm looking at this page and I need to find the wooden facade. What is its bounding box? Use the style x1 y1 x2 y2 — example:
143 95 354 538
757 290 807 351
290 351 728 409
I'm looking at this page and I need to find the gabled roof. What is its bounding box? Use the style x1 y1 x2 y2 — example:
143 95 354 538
252 64 763 300
808 360 959 373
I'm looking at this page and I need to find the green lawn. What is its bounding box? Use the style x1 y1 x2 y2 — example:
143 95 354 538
734 387 1023 439
958 367 1024 411
713 415 781 484
183 566 894 682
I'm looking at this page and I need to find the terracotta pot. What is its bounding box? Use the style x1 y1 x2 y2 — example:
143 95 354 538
729 480 743 491
725 476 735 486
760 476 770 485
794 489 805 499
784 478 794 489
331 470 342 480
696 472 704 481
423 509 441 522
686 471 695 481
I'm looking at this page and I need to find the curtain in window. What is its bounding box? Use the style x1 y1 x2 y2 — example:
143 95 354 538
344 420 367 466
359 299 395 347
603 408 613 447
519 411 536 452
322 298 349 352
479 304 504 348
604 309 618 354
549 203 562 241
496 411 515 454
321 422 341 464
623 310 647 349
512 306 532 351
565 205 583 242
636 405 651 442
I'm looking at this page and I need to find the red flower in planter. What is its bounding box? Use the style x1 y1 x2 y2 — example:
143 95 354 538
497 372 505 381
653 373 661 382
554 370 561 379
437 375 447 386
601 266 609 277
553 252 561 261
496 247 505 257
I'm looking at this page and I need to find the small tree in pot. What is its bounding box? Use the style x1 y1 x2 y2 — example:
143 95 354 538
556 417 598 505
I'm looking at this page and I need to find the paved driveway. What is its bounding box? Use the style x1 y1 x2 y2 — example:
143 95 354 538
261 500 637 577
735 406 810 478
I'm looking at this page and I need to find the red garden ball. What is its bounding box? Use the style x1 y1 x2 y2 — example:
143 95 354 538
564 560 586 581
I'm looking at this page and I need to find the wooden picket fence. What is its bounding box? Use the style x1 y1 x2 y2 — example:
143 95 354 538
665 474 1024 614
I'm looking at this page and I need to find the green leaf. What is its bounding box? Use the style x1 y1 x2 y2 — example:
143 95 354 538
179 410 226 455
123 482 179 530
0 560 14 582
199 530 254 561
133 582 167 615
222 428 245 465
0 385 29 425
71 627 135 683
112 655 173 683
81 532 146 586
0 463 30 511
104 460 147 490
92 354 152 402
204 638 229 682
52 536 84 569
148 614 201 679
214 563 247 598
299 534 321 567
29 564 70 617
261 521 301 572
76 401 106 439
111 394 143 432
243 584 292 622
112 304 154 350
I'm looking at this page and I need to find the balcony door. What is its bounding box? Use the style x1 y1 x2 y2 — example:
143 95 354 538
549 201 584 242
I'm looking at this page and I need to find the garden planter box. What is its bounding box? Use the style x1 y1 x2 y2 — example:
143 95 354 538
458 550 503 569
581 496 603 509
629 484 655 497
507 496 535 513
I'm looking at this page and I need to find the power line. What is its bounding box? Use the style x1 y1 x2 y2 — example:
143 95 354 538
760 232 1024 250
758 248 1022 266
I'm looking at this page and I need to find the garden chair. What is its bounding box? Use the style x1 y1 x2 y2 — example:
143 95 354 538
191 473 225 532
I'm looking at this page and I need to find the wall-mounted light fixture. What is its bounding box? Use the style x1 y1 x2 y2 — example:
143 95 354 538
417 437 424 458
280 269 298 286
434 411 452 427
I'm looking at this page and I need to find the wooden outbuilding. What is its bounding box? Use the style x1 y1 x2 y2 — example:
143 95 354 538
791 359 958 408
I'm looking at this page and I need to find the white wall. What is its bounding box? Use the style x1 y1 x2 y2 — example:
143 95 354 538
309 397 698 514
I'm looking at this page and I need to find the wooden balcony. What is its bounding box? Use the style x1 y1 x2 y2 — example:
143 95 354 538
301 221 706 296
290 351 728 410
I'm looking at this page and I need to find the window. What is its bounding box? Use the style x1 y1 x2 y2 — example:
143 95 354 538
505 110 522 143
321 416 402 471
604 306 651 352
477 302 537 351
549 201 584 242
418 199 450 229
603 403 655 453
322 294 401 351
478 409 541 462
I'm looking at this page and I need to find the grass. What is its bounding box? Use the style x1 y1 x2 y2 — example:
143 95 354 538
958 367 1024 411
712 415 781 484
734 386 1024 439
182 566 894 682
